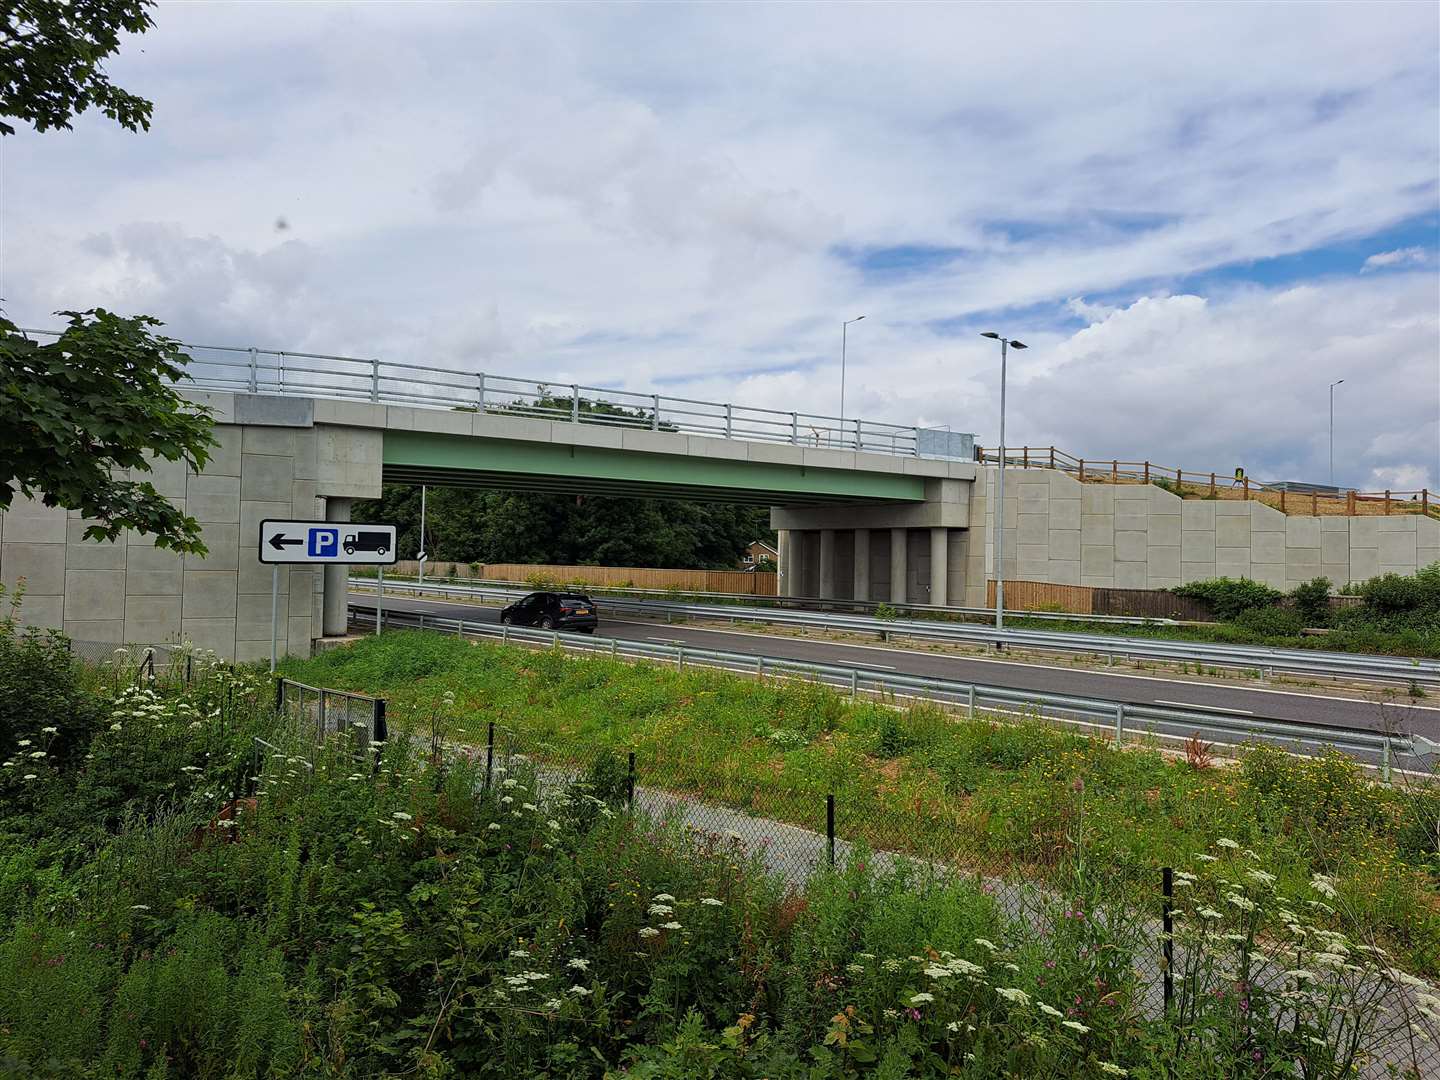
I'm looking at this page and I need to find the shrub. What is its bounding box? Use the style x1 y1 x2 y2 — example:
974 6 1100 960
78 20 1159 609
1234 605 1304 637
1171 577 1284 620
1289 576 1332 627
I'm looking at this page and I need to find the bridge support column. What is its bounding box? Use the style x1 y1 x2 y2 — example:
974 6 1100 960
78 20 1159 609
323 497 353 636
890 528 907 604
819 529 837 599
777 530 795 597
853 529 871 602
929 526 949 607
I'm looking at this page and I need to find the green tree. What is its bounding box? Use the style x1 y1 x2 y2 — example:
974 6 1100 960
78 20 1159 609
1 311 216 552
2 2 216 553
0 0 155 136
356 484 773 570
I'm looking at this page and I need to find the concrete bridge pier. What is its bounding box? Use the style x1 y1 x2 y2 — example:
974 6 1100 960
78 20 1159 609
322 497 353 636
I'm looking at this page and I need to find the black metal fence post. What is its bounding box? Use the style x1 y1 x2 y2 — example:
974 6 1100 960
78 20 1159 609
1162 866 1174 1011
484 721 495 791
273 678 285 714
627 751 636 810
185 655 193 685
372 698 387 744
826 794 836 866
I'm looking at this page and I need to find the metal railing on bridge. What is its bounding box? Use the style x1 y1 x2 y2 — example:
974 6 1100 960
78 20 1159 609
21 328 970 460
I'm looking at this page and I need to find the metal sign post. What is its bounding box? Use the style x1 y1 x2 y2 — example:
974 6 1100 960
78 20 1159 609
259 519 398 669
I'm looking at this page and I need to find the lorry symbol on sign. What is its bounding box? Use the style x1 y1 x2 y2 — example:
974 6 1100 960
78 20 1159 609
344 531 391 556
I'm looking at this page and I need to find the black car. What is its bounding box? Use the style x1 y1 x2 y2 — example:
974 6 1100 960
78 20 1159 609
500 591 598 633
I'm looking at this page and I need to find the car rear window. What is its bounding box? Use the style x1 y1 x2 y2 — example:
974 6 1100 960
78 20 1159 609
559 594 592 604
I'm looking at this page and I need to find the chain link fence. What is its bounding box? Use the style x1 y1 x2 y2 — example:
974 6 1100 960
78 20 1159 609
428 714 1440 1079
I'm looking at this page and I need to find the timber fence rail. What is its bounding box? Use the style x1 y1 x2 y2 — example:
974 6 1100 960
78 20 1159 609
976 445 1439 519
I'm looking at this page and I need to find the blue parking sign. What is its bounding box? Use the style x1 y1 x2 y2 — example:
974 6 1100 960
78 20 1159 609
308 527 340 559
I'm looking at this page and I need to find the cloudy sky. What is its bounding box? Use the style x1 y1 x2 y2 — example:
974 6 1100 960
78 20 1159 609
5 1 1438 490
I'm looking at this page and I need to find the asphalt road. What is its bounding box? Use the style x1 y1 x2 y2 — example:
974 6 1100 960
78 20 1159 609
350 592 1440 743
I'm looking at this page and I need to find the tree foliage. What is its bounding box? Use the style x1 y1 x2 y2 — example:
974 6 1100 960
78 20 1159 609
357 484 774 570
0 311 216 552
0 0 155 136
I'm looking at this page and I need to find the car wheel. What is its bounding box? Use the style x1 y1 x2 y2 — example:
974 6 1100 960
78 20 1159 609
500 613 512 625
541 616 556 630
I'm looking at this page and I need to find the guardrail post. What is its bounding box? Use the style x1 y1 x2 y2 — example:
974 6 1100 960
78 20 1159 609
1381 738 1392 785
651 395 660 430
610 638 618 659
791 412 799 444
553 630 560 648
967 684 976 719
1385 490 1392 515
484 721 495 791
826 794 836 866
1162 867 1174 1012
627 751 636 809
1049 446 1056 469
370 358 380 403
477 373 486 411
571 385 580 423
501 624 509 644
1112 459 1119 483
677 646 685 671
1114 702 1125 745
1022 447 1029 468
1078 458 1086 482
1279 488 1286 513
849 669 858 698
854 417 862 451
1210 472 1216 496
1424 489 1430 516
1143 461 1149 484
757 656 765 681
725 403 733 438
1347 490 1356 514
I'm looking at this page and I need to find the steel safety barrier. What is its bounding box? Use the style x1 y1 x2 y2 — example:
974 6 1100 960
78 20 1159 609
350 578 1440 687
348 604 1436 777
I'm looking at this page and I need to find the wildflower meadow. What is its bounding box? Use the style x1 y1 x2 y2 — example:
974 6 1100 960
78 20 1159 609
1 616 1439 1077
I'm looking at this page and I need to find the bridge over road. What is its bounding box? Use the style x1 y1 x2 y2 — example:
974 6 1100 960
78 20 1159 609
0 340 978 661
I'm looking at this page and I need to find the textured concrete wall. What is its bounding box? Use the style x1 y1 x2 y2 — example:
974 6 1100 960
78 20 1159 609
963 466 1440 603
1 396 384 662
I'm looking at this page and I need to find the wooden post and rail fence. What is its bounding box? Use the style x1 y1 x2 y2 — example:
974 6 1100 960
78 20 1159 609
974 446 1434 519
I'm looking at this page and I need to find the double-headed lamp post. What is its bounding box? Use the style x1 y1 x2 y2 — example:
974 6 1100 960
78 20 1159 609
981 332 1028 631
1329 379 1345 486
840 315 865 421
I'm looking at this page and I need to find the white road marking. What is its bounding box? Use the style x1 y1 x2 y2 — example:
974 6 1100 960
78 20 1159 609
351 593 1440 713
1155 700 1254 715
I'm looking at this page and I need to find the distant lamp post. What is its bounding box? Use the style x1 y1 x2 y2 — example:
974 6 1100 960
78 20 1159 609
840 315 866 421
1329 379 1345 486
981 332 1028 631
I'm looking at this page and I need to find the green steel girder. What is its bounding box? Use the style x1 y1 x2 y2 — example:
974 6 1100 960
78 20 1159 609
381 431 925 506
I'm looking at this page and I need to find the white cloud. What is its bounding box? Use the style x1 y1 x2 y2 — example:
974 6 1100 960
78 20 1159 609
1362 247 1430 272
1 1 1436 492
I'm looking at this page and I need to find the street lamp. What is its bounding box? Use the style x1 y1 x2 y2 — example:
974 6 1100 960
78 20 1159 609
840 315 865 421
1329 379 1345 486
981 332 1028 631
